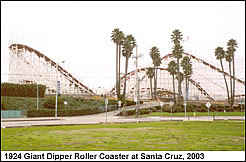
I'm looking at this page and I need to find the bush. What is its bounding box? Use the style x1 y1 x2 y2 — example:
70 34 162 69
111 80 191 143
217 108 225 112
186 104 196 112
162 107 170 112
1 83 46 98
108 100 118 105
27 108 99 117
126 110 136 116
125 100 135 106
150 107 157 112
140 109 151 115
209 104 218 112
43 97 65 109
155 105 161 110
1 97 7 110
197 107 208 112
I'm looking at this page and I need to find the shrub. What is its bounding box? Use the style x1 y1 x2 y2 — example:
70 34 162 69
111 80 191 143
1 83 46 98
155 105 161 110
27 108 100 117
162 107 170 112
43 97 65 109
150 107 157 112
217 108 225 112
187 104 196 112
210 104 218 112
109 100 118 105
1 97 7 110
197 107 208 112
125 100 136 106
126 110 136 116
140 109 151 115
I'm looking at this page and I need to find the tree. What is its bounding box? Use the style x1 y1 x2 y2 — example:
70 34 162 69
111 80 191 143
181 56 193 101
111 28 120 100
149 47 162 100
214 47 230 107
146 67 155 100
225 49 233 108
111 29 125 101
122 34 136 101
118 31 125 100
171 29 183 104
167 61 177 103
175 72 184 99
226 39 238 107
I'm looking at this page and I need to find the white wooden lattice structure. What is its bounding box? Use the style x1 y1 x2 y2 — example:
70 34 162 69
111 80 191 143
110 53 245 100
8 44 95 95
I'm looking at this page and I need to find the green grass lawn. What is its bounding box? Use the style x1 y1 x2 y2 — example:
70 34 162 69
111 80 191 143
1 121 245 151
139 111 245 117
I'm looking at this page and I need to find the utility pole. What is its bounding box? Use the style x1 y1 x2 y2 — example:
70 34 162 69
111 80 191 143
55 62 58 118
37 83 39 110
55 61 65 118
132 45 143 117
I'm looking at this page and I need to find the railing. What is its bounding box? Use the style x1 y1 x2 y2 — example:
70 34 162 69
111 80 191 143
1 110 27 118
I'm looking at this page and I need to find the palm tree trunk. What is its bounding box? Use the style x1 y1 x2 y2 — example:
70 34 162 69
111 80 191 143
177 58 181 103
155 67 158 100
116 44 119 99
173 74 176 104
153 66 157 99
220 59 230 107
150 78 153 100
229 61 233 108
232 54 235 107
123 53 129 101
118 45 121 99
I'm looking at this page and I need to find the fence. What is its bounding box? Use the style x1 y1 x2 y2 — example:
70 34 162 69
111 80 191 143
1 110 27 118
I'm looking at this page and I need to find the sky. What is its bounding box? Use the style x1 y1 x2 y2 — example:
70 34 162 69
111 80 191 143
1 1 245 91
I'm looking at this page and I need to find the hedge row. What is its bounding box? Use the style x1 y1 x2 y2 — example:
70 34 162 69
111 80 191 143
27 105 118 117
118 108 152 116
154 103 243 113
27 108 101 117
1 83 46 98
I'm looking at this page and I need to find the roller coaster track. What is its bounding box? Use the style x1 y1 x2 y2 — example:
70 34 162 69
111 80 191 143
110 52 245 100
163 53 245 85
110 67 215 100
9 44 95 94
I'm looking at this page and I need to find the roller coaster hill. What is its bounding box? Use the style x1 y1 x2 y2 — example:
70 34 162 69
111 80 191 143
7 43 245 103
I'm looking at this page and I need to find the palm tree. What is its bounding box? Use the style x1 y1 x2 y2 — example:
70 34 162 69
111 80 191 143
149 47 162 100
118 31 125 100
167 61 177 103
171 29 183 104
215 47 230 107
122 34 136 101
225 49 233 108
181 56 193 101
146 67 154 100
175 72 184 99
111 29 125 101
111 28 120 99
226 39 238 107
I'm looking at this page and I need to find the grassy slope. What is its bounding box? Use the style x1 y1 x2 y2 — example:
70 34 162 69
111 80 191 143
1 96 105 110
1 121 245 151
